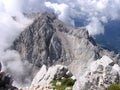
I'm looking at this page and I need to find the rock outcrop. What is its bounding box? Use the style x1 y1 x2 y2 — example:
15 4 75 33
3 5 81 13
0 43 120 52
20 64 74 90
0 63 18 90
31 65 73 87
73 55 120 90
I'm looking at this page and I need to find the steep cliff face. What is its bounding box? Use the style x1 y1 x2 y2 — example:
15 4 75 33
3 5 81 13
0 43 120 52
12 12 101 68
12 12 120 74
12 12 120 90
12 12 71 67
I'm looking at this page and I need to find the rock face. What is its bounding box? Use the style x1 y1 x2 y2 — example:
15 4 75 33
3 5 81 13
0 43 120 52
12 12 120 89
73 56 120 90
12 12 102 73
12 12 120 69
12 12 72 67
31 65 73 87
0 63 17 90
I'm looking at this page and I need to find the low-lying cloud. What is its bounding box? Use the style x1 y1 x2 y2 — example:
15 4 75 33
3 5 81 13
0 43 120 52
0 0 32 87
45 0 120 35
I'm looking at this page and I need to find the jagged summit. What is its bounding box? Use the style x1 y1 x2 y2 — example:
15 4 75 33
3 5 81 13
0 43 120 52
12 12 98 67
12 12 70 67
12 12 120 70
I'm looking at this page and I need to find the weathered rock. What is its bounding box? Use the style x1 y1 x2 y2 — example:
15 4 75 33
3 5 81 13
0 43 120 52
73 56 120 90
31 65 47 86
31 65 73 87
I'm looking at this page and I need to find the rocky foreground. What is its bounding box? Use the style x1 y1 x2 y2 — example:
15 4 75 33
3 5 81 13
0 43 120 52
20 65 75 90
10 12 120 90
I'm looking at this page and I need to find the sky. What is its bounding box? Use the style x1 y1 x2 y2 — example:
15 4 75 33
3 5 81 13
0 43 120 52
0 0 120 87
0 0 120 35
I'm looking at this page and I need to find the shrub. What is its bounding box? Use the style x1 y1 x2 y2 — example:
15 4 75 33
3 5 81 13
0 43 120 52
51 78 75 90
108 84 120 90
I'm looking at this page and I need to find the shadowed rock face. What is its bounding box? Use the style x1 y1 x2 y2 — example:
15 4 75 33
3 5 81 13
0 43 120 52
12 12 71 67
12 12 99 68
12 12 120 76
0 63 17 90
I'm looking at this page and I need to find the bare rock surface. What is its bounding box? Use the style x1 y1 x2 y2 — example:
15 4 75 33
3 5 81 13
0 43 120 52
31 64 73 87
73 55 120 90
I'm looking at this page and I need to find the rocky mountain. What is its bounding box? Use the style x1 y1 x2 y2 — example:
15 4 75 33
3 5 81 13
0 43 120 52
12 12 72 67
11 12 120 90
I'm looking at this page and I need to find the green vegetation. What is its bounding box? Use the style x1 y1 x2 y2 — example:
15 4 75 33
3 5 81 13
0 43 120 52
108 84 120 90
51 78 75 90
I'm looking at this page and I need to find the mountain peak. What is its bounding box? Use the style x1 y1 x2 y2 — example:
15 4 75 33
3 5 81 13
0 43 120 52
11 12 120 89
12 12 98 68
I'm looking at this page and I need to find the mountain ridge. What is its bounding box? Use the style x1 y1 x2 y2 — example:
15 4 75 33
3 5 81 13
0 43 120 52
11 12 120 90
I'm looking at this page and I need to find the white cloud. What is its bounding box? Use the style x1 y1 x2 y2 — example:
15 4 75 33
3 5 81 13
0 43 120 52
86 17 104 35
0 0 32 86
44 0 120 35
1 0 119 35
45 2 74 26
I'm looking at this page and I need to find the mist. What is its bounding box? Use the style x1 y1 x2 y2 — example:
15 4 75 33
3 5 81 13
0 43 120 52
0 0 120 87
0 0 33 87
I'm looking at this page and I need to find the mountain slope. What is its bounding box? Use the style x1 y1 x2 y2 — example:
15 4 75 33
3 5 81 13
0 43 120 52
12 12 72 67
11 12 120 90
